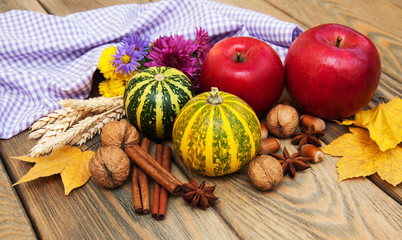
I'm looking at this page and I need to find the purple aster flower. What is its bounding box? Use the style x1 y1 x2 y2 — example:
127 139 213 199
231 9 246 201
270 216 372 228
121 34 151 57
111 45 142 76
145 35 200 79
193 27 211 64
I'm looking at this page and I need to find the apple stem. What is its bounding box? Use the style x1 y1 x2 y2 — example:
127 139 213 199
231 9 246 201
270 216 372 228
206 87 224 105
336 36 343 47
236 52 245 62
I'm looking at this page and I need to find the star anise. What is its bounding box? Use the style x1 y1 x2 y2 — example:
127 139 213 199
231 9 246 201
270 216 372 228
182 178 218 210
291 125 325 149
271 147 311 178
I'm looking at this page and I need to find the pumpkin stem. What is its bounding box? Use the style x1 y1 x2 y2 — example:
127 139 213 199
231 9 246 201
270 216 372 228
155 74 165 81
206 87 223 105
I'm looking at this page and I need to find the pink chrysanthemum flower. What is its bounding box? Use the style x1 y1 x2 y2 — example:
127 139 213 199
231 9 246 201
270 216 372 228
145 35 199 79
193 27 211 64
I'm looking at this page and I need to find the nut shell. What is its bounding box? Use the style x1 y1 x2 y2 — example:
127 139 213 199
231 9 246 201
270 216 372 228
260 122 269 139
89 146 131 189
266 104 298 138
248 155 283 191
258 137 280 155
101 119 139 149
300 114 326 131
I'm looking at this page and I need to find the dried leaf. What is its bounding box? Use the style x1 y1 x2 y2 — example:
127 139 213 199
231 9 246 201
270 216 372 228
13 146 95 195
323 127 402 186
338 97 402 151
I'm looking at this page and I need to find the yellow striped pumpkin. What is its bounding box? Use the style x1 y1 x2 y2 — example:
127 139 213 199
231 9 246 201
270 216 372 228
172 87 261 176
124 67 194 139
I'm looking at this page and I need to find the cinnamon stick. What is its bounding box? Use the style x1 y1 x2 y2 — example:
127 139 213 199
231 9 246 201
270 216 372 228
155 146 172 220
125 144 182 195
151 144 163 218
138 138 151 214
131 166 142 213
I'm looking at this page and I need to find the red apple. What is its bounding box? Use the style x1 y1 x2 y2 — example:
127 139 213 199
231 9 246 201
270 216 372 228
199 36 284 117
285 23 381 120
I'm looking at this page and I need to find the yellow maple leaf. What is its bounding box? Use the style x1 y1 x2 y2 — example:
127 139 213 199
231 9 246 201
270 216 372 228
13 146 95 195
323 127 402 186
338 97 402 151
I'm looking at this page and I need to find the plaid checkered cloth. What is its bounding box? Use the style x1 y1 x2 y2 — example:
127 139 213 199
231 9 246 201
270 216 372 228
0 0 302 139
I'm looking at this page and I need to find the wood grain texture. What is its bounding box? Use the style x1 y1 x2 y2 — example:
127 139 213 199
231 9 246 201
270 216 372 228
1 134 237 239
0 0 46 13
0 158 36 240
38 0 153 16
0 0 401 239
166 138 402 239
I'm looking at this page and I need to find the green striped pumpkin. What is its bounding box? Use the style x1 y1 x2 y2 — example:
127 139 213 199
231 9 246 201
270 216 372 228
124 66 194 139
172 87 261 176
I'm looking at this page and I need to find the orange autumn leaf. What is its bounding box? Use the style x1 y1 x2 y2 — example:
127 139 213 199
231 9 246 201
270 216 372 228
13 145 95 195
323 127 402 186
338 97 402 151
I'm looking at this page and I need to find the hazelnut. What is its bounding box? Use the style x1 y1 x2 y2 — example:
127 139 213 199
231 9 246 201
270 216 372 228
101 119 139 149
260 122 269 139
89 146 131 189
266 104 299 138
300 114 326 131
248 155 283 191
258 137 280 155
301 144 325 163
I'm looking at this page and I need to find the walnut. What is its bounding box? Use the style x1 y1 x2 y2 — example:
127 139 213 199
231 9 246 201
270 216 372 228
101 119 139 149
265 104 299 138
89 146 131 189
248 155 283 191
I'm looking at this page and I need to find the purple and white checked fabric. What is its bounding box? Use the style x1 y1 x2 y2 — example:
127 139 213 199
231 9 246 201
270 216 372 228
0 0 303 139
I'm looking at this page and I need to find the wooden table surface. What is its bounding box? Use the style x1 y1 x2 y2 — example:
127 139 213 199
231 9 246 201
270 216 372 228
1 0 401 239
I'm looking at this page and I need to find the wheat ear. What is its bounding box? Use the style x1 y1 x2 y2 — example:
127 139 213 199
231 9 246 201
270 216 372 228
71 107 125 146
29 110 90 139
59 95 123 114
29 97 123 139
30 107 73 131
29 105 123 157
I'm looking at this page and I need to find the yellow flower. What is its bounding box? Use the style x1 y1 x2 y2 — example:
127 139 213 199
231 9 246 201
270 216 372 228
98 46 139 97
98 46 132 81
98 71 139 97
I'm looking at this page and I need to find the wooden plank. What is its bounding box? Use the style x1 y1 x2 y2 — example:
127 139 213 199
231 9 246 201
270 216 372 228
38 0 153 16
0 0 401 239
211 0 308 28
0 158 36 240
166 137 402 239
0 0 46 13
1 2 43 239
0 134 238 239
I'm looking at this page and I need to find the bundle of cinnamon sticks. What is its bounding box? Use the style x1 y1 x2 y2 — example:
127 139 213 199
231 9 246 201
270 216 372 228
125 138 182 220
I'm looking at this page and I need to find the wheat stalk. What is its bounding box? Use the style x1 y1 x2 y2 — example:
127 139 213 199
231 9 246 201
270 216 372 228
29 104 124 157
30 107 74 131
29 96 123 139
71 107 125 146
29 110 90 139
59 95 123 113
